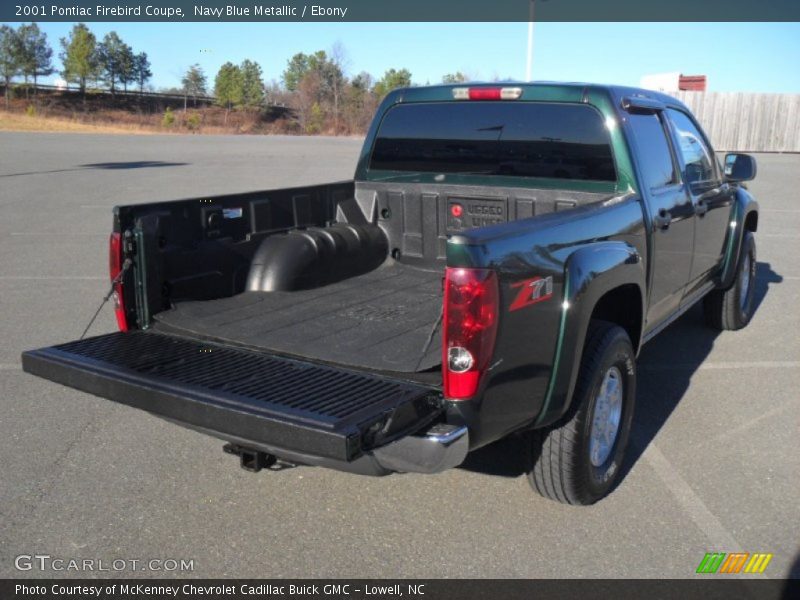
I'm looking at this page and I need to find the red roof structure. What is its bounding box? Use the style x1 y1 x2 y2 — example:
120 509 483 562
679 75 707 91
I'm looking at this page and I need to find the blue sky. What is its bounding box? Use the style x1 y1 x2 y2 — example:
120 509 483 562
10 22 800 93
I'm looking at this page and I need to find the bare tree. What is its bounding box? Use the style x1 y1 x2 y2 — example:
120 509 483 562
329 41 349 135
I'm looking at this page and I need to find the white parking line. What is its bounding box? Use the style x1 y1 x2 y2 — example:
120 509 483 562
702 402 793 447
698 361 800 369
639 438 741 550
9 232 105 237
642 361 800 371
0 276 106 280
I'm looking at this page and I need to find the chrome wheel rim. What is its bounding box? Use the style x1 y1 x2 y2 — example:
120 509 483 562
589 366 624 467
739 252 752 311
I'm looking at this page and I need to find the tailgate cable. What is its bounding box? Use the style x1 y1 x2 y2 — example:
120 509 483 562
413 307 443 372
79 258 133 340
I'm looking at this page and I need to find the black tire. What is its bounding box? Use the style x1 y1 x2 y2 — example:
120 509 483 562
704 232 757 331
528 320 636 505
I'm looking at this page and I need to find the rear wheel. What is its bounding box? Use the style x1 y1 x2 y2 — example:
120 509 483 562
527 320 636 505
704 232 757 331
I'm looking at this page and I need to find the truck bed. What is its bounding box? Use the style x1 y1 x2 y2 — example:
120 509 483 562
152 261 444 375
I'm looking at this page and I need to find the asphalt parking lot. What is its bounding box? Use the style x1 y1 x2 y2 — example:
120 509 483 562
0 131 797 579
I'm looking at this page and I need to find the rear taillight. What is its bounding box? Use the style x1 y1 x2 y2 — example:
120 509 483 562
109 232 128 332
442 267 500 399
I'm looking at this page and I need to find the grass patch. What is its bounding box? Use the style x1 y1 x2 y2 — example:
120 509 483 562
0 110 159 135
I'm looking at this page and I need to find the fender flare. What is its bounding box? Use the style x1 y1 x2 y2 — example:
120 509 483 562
534 240 645 427
719 187 759 290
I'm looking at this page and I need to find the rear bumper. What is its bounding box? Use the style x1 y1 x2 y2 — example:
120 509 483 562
372 423 469 474
178 419 469 476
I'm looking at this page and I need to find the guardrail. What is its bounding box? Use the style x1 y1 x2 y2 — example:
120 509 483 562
0 82 217 104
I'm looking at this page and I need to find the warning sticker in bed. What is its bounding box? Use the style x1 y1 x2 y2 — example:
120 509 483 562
447 198 507 232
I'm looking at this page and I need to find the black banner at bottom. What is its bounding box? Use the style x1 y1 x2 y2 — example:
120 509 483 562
1 579 798 600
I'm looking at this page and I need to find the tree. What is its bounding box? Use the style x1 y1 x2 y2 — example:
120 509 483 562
118 44 135 92
60 23 98 94
282 50 341 100
293 70 322 133
0 25 21 108
97 31 132 95
282 52 309 92
17 23 53 96
373 68 412 98
239 59 264 108
283 49 345 134
308 50 343 103
351 71 373 92
214 62 243 118
343 71 377 134
132 52 151 94
442 71 467 84
181 64 207 108
307 101 325 134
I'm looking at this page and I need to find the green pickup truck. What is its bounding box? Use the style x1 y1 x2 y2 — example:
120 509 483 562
22 82 759 504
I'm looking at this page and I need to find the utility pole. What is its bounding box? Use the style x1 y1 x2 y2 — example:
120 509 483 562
525 0 535 81
525 0 543 82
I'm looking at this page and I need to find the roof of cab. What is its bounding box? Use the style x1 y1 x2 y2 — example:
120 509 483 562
387 81 690 113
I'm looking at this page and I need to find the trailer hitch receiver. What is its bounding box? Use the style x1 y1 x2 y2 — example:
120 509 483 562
223 443 277 472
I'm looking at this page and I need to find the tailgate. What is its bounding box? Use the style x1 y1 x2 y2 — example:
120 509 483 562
21 331 441 462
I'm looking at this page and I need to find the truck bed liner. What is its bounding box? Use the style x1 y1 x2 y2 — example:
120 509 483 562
21 331 441 462
153 262 444 374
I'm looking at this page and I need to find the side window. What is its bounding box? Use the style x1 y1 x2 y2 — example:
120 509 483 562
627 112 677 191
667 109 716 185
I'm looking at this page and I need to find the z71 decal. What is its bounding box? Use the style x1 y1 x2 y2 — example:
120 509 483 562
509 276 554 311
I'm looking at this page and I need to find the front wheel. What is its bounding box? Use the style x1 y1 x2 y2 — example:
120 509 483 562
527 320 636 505
704 231 757 331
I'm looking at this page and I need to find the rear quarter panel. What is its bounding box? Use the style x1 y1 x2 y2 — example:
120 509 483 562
446 196 646 447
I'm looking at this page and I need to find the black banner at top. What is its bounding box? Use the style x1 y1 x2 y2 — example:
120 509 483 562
3 0 800 22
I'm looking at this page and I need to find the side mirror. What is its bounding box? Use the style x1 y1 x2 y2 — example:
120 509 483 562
724 153 757 182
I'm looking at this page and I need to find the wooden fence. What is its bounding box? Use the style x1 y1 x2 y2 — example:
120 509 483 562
667 91 800 153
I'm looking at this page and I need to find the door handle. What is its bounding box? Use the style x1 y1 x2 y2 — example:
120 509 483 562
699 187 720 200
695 200 708 217
653 209 671 230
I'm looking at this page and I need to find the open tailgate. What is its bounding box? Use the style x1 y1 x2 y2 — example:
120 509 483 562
21 331 442 462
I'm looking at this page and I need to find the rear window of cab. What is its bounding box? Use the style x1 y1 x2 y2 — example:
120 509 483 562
367 102 617 183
